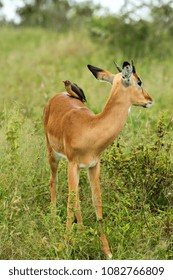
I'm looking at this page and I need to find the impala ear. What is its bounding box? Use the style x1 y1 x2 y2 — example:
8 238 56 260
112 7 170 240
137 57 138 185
121 61 133 86
87 64 115 85
131 60 136 73
114 61 122 72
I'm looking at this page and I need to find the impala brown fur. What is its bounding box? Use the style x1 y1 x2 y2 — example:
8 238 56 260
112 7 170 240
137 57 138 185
43 61 153 259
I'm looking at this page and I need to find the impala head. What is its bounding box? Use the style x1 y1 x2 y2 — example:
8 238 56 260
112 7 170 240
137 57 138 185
87 61 153 108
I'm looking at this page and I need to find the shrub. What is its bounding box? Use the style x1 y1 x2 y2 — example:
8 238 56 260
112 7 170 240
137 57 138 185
101 115 173 211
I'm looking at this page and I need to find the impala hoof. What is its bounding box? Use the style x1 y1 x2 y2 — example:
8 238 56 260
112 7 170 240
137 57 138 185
107 253 113 259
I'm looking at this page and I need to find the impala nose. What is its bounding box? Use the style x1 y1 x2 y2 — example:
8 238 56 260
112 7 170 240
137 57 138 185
145 101 153 108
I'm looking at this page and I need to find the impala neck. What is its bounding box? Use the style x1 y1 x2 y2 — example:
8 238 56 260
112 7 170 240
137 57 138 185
94 82 131 153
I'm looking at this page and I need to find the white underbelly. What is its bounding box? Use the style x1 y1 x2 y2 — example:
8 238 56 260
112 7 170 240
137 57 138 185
53 150 97 169
79 161 97 169
55 152 67 160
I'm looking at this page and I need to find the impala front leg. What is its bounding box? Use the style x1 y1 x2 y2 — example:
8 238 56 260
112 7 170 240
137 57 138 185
88 161 112 259
66 162 82 230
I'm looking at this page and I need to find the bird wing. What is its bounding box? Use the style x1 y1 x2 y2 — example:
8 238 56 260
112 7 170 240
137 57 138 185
64 82 79 99
73 83 87 102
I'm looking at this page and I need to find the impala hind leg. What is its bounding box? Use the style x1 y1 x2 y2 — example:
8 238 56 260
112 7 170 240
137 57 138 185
48 147 59 206
66 162 82 230
88 161 112 259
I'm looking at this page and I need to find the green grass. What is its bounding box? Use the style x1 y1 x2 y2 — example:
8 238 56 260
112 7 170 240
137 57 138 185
0 27 172 260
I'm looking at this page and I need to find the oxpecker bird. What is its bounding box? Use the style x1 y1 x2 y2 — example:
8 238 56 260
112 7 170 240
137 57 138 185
62 80 87 103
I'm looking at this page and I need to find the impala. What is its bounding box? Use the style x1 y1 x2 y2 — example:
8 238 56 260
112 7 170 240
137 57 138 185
43 61 153 259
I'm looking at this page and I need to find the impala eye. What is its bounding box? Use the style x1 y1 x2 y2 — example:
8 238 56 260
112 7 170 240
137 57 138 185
137 79 142 86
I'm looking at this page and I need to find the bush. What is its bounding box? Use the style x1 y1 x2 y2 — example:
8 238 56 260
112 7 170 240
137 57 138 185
101 115 173 211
